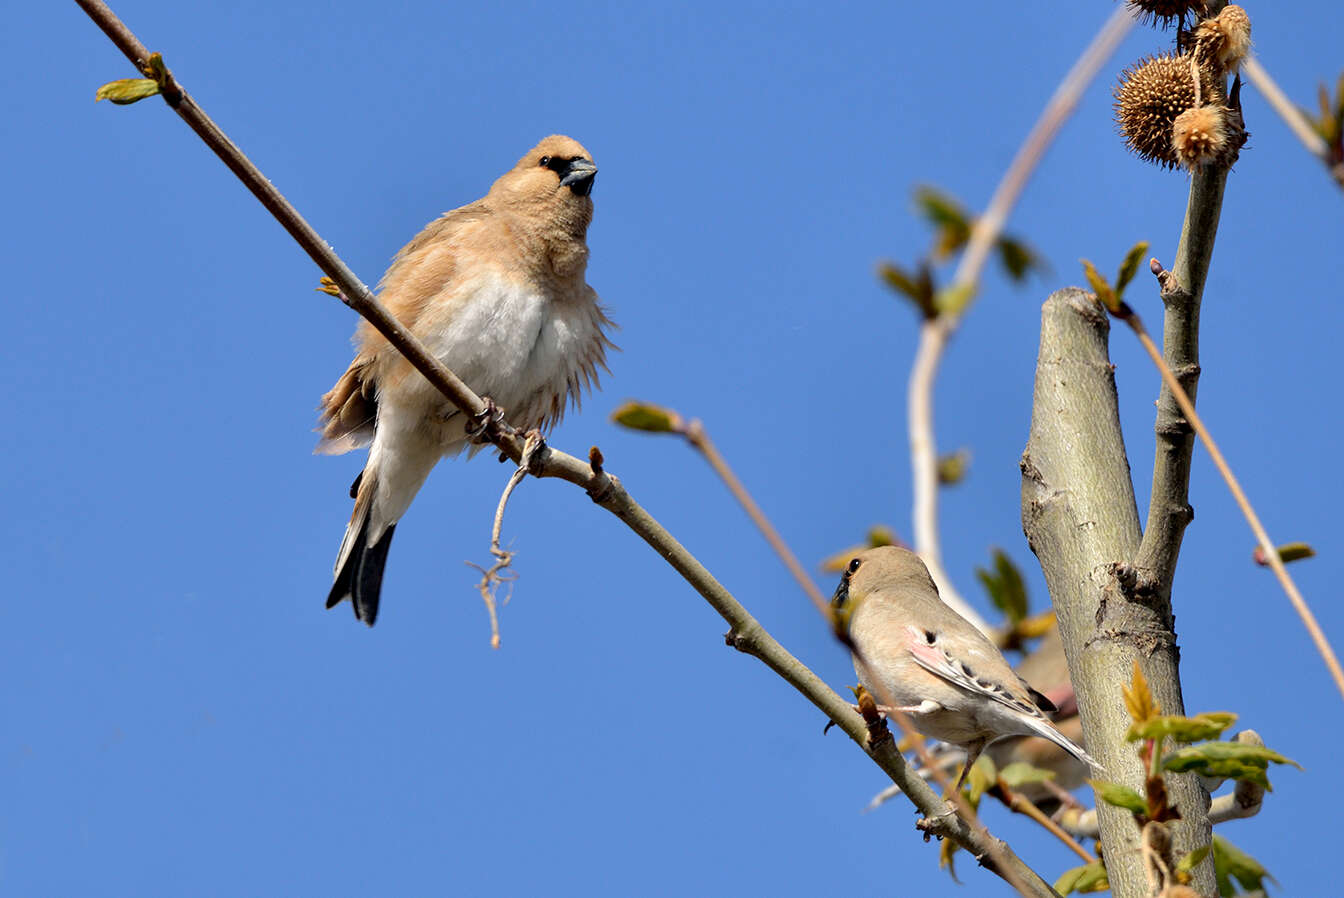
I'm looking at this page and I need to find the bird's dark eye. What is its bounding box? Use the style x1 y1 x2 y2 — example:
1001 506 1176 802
847 558 862 574
538 155 552 168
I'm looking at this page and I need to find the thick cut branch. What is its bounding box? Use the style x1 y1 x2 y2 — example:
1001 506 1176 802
1021 289 1213 898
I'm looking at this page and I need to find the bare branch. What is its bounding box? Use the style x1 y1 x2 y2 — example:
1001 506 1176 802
1133 162 1226 597
948 5 1137 297
1124 309 1344 699
681 419 830 617
1243 57 1344 191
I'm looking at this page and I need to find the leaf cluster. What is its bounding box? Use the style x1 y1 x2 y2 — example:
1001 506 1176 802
879 187 1044 320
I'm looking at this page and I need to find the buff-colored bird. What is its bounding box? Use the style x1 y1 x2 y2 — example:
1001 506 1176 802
316 135 614 625
831 546 1100 791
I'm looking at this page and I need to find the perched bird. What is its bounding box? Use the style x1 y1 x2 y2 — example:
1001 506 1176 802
316 135 614 626
831 546 1099 792
982 626 1091 808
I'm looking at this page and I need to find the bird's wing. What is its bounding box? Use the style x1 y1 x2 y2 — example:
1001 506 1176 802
315 354 377 454
315 202 494 454
904 626 1051 720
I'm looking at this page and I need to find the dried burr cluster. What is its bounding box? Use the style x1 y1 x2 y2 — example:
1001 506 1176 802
1115 2 1252 170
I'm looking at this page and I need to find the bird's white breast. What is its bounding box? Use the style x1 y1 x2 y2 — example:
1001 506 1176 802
413 269 598 434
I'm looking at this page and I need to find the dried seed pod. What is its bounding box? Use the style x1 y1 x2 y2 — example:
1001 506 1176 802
1115 53 1202 168
1171 105 1229 168
1194 4 1252 71
1126 0 1200 28
1171 104 1247 169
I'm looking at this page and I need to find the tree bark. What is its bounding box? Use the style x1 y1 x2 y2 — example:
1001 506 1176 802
1021 288 1213 897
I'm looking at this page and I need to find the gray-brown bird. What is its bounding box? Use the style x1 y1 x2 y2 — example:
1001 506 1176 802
831 546 1099 792
316 135 614 625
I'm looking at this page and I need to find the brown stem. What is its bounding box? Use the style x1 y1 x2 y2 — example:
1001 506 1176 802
1126 314 1344 699
682 420 830 617
999 786 1097 864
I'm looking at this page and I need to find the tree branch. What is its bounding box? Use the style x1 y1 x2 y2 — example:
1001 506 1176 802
1133 160 1226 593
75 2 1061 892
1021 289 1213 898
1242 57 1344 191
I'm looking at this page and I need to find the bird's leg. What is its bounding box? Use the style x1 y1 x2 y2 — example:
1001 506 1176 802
952 740 986 795
465 397 507 443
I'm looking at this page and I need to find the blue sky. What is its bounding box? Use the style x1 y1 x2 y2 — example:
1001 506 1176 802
5 2 1341 895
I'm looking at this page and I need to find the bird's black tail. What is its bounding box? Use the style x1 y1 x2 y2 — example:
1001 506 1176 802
326 498 396 627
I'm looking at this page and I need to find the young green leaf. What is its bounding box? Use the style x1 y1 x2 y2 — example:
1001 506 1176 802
1162 740 1301 790
1253 541 1316 566
1089 779 1147 815
1114 240 1150 298
914 186 972 259
1176 843 1211 876
933 283 976 317
878 261 937 319
936 448 970 485
94 78 161 105
610 401 683 434
1122 661 1161 725
1080 258 1117 312
995 236 1044 282
1212 834 1275 895
975 548 1029 625
1055 860 1109 895
999 762 1055 789
966 753 997 805
1127 711 1237 743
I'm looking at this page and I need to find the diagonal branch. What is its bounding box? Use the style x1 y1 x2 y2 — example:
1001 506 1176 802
1124 306 1344 699
74 3 1061 893
1242 57 1344 191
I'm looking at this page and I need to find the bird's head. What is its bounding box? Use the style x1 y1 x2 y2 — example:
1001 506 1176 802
489 135 598 233
830 545 937 637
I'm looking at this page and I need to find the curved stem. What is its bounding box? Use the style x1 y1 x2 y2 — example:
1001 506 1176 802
1243 57 1344 191
907 6 1135 632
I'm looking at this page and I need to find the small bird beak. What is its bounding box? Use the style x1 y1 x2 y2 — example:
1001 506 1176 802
559 158 598 196
830 576 849 610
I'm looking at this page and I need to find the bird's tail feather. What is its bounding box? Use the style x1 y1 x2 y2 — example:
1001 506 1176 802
1021 713 1103 774
326 467 396 626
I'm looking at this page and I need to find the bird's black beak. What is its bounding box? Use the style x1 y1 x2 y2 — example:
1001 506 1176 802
559 158 598 196
830 574 849 610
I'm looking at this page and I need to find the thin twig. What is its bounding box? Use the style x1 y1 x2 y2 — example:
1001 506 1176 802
1123 306 1344 700
907 5 1136 633
949 5 1137 297
467 432 544 648
999 786 1097 865
75 4 1060 893
1243 57 1344 190
682 420 830 616
675 418 1028 881
677 421 974 825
